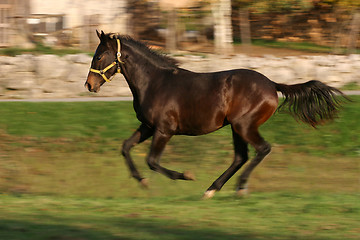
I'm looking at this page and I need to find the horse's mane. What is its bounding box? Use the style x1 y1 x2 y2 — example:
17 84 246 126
106 33 179 70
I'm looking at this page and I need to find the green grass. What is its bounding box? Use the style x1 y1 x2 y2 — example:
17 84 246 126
341 82 360 91
0 193 359 240
248 39 360 54
0 101 137 138
0 98 358 240
0 43 89 57
0 96 358 157
2 39 358 57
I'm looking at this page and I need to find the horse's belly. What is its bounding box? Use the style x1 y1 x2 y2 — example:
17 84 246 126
177 110 226 136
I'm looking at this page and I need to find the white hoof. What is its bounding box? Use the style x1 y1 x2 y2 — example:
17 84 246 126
184 171 196 181
202 190 216 200
140 178 149 188
236 188 248 197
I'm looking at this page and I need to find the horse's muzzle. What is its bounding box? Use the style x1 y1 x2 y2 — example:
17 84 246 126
85 73 102 93
85 82 94 92
84 82 100 93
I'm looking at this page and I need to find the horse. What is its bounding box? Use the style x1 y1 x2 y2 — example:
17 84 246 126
85 30 346 199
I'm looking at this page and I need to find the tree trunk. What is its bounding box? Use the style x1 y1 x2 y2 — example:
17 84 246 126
113 0 130 35
166 8 177 52
211 0 233 54
347 11 360 54
239 7 251 45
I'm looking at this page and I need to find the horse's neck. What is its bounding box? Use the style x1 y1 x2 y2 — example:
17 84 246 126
121 54 158 103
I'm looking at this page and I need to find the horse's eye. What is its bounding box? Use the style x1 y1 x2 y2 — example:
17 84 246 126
97 55 102 61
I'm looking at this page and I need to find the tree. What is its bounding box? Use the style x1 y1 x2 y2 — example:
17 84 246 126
159 0 199 52
347 10 360 53
211 0 233 54
234 0 253 45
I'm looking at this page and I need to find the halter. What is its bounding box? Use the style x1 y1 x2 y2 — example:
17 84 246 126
90 38 123 83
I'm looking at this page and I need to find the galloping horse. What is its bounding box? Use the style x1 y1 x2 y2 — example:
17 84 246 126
85 31 346 199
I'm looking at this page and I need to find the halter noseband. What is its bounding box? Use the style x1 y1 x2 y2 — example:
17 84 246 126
90 38 123 83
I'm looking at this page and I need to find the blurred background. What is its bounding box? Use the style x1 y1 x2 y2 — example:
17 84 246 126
0 1 359 239
0 0 359 99
1 0 359 52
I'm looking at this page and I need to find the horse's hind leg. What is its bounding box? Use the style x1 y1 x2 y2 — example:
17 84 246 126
234 124 271 196
122 124 153 187
146 130 195 181
203 126 249 199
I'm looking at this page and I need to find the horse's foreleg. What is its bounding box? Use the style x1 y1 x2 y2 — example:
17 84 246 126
146 130 195 181
122 124 153 187
203 126 249 199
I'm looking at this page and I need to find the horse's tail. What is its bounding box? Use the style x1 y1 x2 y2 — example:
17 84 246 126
274 80 348 127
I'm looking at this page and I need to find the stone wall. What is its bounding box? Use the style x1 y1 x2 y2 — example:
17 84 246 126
178 54 360 87
0 53 359 99
0 54 131 99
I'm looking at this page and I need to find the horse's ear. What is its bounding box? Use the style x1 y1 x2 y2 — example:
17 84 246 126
96 30 107 42
96 30 101 39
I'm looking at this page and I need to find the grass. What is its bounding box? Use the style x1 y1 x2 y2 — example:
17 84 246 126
248 39 360 54
0 43 89 57
1 39 358 57
341 82 360 91
0 193 359 240
0 96 358 157
0 98 358 239
251 39 331 53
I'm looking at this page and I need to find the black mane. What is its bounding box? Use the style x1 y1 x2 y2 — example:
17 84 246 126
108 34 179 70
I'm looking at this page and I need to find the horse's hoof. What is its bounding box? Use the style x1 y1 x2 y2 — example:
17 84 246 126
184 171 196 181
202 190 216 200
236 188 248 197
140 178 149 188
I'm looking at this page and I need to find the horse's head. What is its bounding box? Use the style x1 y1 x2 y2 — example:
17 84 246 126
85 30 122 93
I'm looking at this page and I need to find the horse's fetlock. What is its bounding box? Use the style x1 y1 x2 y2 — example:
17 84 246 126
147 161 157 171
121 148 127 157
234 156 248 166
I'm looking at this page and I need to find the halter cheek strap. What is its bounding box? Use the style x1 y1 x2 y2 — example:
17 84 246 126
90 39 123 83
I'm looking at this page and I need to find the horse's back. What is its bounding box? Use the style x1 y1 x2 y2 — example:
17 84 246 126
183 68 278 108
177 68 276 93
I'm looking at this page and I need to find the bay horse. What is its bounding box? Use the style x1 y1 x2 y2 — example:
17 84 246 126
85 31 346 199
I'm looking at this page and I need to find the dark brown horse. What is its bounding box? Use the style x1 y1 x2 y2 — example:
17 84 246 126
85 31 346 199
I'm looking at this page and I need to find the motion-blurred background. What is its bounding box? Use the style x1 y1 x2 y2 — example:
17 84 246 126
0 1 359 240
0 0 359 99
1 0 359 52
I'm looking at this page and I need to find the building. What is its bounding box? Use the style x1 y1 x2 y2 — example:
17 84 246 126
0 0 129 48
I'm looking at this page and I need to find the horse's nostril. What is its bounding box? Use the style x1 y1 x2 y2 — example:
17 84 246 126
85 82 91 91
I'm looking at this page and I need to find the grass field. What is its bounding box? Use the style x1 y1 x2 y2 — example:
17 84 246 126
1 193 359 240
250 39 360 54
0 97 359 239
2 39 359 57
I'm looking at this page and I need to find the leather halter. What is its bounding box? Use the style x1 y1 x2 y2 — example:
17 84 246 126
90 38 123 82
